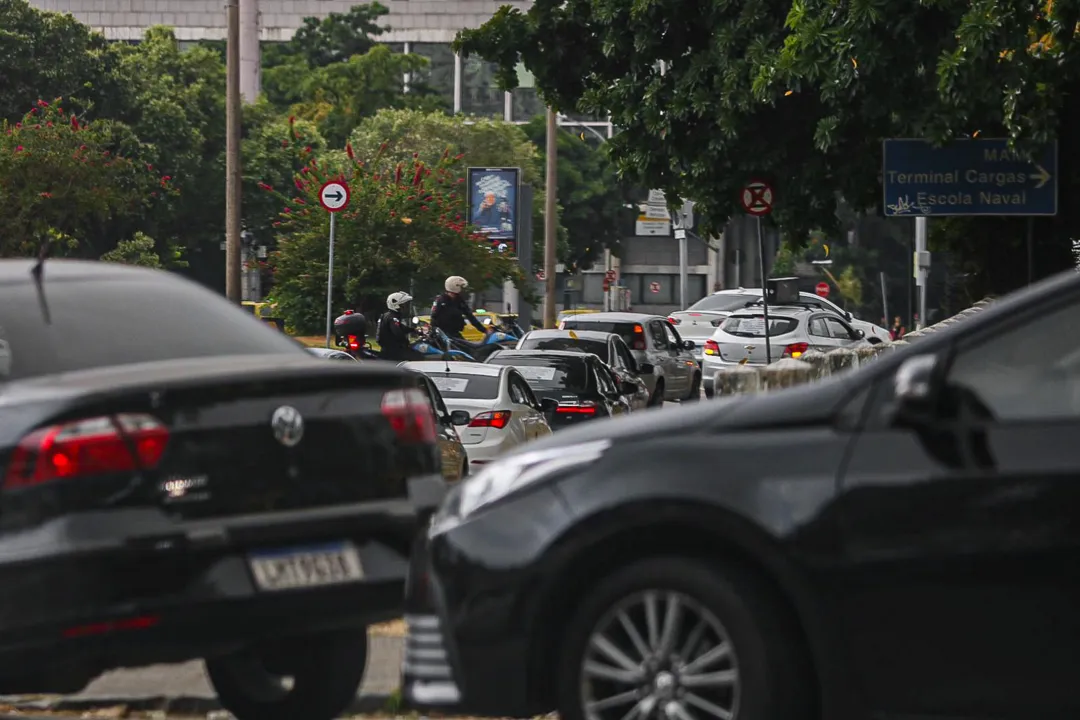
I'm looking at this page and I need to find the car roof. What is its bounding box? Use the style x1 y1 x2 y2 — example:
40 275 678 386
491 349 594 361
0 258 166 286
400 361 504 377
522 329 614 341
562 311 665 323
305 347 348 357
726 305 809 318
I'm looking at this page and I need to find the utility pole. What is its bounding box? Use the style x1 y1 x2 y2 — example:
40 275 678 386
543 107 558 328
224 0 243 303
239 0 261 102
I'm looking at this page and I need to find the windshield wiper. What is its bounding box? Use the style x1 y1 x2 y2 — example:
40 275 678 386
30 239 53 325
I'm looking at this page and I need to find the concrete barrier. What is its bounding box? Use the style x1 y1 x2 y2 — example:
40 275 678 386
713 364 762 397
761 358 817 390
799 349 829 376
826 347 858 374
855 344 883 366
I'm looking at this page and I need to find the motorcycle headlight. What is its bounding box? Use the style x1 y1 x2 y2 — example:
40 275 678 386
437 440 611 523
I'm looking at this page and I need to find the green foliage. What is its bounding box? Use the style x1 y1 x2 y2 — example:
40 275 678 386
100 232 162 267
265 146 523 333
349 109 559 267
0 99 169 256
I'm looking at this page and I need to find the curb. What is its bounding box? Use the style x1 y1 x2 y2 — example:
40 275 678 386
1 692 393 716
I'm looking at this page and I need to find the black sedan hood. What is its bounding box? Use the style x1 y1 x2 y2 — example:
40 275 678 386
517 371 858 454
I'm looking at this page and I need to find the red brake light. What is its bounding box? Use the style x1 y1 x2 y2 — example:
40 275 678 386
783 342 809 359
381 388 437 444
468 410 512 430
4 413 169 489
347 334 360 350
556 401 598 415
667 317 680 325
704 339 720 356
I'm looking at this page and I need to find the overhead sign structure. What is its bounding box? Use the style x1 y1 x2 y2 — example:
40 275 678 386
815 282 830 298
740 180 774 216
649 281 661 294
319 180 350 213
882 139 1058 216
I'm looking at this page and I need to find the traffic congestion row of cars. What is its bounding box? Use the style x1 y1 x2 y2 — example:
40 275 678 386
3 258 1077 720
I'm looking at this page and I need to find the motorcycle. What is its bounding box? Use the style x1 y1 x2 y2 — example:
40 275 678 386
446 325 519 362
412 326 476 361
333 310 370 359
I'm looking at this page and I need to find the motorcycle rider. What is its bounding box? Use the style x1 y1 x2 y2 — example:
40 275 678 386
430 276 491 341
377 291 424 361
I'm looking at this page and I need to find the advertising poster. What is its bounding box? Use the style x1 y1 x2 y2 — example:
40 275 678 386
467 167 520 248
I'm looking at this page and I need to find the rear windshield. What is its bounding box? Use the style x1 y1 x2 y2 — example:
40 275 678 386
425 372 501 399
0 274 304 381
687 294 758 312
518 337 608 362
561 320 642 348
720 315 799 337
487 355 591 393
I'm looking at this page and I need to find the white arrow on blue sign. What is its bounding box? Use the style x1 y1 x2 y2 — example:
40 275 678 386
882 139 1057 217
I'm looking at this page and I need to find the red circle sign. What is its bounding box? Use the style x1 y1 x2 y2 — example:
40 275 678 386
649 281 661 294
815 282 830 298
740 180 774 216
536 270 546 281
318 180 350 213
605 269 616 281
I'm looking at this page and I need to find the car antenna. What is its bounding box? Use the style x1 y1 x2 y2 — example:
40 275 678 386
30 238 53 325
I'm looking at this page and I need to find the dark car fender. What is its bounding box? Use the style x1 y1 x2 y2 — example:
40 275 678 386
524 430 864 719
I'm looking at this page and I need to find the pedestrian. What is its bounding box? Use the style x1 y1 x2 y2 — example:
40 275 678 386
889 315 906 341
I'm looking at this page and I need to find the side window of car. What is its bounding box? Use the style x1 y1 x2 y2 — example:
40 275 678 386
825 317 854 340
507 375 527 405
946 300 1080 421
616 341 637 371
422 380 448 417
594 364 617 396
808 317 829 337
662 322 682 348
0 325 9 380
648 321 669 349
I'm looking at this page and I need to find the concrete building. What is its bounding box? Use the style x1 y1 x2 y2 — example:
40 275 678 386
27 0 764 314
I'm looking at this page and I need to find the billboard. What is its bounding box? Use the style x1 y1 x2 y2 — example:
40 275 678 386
467 167 520 249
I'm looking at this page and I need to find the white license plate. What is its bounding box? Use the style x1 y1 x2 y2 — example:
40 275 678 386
248 542 364 592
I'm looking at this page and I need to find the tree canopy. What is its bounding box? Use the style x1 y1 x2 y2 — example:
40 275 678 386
455 0 1080 297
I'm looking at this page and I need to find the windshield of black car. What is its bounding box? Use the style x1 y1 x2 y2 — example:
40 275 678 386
720 315 800 337
518 337 608 362
0 275 305 381
424 372 500 399
561 321 642 348
687 294 758 312
486 355 591 393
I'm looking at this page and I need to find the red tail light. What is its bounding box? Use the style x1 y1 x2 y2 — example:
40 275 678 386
381 388 437 444
556 401 598 415
667 316 680 325
347 334 360 350
4 413 169 489
704 339 720 356
468 410 511 430
64 615 160 639
783 342 809 359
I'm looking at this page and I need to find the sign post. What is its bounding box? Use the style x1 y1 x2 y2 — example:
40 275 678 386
319 180 350 347
740 179 775 363
672 201 695 311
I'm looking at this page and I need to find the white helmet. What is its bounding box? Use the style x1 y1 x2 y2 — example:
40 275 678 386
445 276 469 293
386 291 413 311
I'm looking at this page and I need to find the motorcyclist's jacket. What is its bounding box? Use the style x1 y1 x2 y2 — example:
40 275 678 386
430 293 486 338
377 310 412 359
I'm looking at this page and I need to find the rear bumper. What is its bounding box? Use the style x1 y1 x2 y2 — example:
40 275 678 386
0 475 446 688
462 436 515 466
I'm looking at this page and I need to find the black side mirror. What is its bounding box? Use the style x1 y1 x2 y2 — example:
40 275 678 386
449 410 471 426
540 398 559 413
638 362 655 375
854 329 866 340
620 380 638 395
681 340 696 350
893 354 939 426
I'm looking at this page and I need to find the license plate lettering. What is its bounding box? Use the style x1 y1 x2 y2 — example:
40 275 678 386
249 543 363 592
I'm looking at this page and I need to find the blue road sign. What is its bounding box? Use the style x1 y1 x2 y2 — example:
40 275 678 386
882 138 1057 217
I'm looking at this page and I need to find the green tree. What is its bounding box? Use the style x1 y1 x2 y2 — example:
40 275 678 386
0 99 169 256
521 116 632 269
349 109 560 267
264 146 523 332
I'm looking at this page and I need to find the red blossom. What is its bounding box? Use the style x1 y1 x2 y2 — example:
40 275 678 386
37 99 48 107
288 116 295 125
293 197 306 205
421 205 429 211
39 191 52 198
258 182 273 191
70 115 79 130
102 150 110 156
29 108 37 115
146 163 153 171
14 122 20 129
412 166 423 186
303 146 312 154
346 142 355 160
454 153 465 160
294 178 305 190
281 139 288 147
46 121 53 128
283 207 291 214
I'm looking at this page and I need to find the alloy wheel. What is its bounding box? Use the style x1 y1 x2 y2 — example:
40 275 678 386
580 590 740 720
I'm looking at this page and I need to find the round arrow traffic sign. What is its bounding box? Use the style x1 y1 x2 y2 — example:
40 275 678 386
740 180 774 216
815 282 830 298
319 180 350 213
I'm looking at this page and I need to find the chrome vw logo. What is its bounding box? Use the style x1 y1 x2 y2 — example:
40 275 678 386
270 405 304 447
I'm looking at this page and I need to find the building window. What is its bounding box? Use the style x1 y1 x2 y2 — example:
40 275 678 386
461 56 504 118
582 274 605 304
624 274 706 305
410 43 455 110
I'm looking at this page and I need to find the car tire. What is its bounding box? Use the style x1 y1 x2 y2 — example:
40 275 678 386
649 379 665 407
683 373 701 402
704 384 715 399
555 557 814 720
205 628 368 720
460 459 468 479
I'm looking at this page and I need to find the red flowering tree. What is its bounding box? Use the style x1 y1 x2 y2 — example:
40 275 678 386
0 98 170 257
265 143 524 333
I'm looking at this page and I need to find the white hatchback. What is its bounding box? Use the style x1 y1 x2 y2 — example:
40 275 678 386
399 361 553 469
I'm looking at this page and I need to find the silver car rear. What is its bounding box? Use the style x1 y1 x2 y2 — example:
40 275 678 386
666 311 729 361
713 313 803 365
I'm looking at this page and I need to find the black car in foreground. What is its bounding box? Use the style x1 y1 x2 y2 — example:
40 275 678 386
403 268 1080 720
485 349 632 428
0 260 445 720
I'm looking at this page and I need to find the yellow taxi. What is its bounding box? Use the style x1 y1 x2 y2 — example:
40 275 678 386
556 308 600 328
